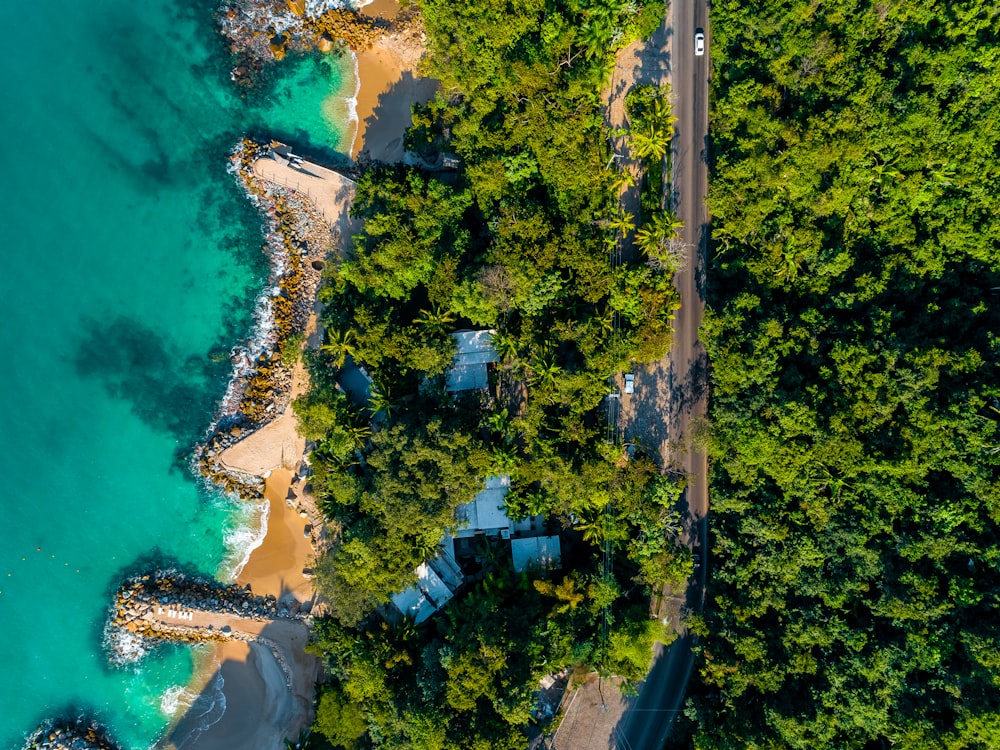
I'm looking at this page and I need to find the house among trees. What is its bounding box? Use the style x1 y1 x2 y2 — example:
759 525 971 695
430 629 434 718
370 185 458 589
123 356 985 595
511 536 562 573
390 556 464 624
452 475 513 539
445 330 497 392
390 474 563 622
444 475 561 569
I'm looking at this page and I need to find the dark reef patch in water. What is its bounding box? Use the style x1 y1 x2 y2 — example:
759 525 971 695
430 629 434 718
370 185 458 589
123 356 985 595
72 316 228 450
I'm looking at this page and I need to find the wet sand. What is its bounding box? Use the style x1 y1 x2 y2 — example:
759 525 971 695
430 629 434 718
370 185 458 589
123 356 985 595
164 630 318 750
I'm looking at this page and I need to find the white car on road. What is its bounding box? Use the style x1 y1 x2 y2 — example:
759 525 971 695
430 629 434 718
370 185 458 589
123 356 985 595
695 29 705 56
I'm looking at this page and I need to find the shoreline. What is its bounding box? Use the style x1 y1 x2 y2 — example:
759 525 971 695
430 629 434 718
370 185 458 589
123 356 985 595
162 2 438 748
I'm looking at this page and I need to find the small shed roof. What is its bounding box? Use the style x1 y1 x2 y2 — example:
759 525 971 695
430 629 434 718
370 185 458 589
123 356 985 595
446 330 497 392
454 475 511 535
446 364 489 392
391 562 454 623
511 536 562 573
453 330 497 361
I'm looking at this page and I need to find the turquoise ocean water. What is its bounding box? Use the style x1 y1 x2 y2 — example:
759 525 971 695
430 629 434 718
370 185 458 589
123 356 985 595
0 1 353 747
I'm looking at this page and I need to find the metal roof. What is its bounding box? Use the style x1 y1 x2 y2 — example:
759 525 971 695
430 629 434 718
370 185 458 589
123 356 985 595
511 536 562 573
453 475 511 536
390 561 455 624
445 330 497 391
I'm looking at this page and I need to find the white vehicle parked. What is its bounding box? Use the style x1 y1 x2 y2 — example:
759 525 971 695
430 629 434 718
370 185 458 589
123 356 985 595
624 373 635 394
695 29 705 56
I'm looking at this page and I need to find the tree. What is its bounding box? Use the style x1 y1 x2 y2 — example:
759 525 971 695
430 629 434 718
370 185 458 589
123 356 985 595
340 168 472 301
413 305 457 335
683 0 1000 744
628 123 671 161
320 328 356 370
314 685 367 748
634 210 684 270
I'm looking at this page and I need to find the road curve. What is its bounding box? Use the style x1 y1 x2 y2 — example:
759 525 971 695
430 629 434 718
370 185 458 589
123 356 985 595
615 0 710 746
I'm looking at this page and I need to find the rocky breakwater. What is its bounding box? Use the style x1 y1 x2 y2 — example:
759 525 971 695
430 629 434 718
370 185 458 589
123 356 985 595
21 720 121 750
195 139 335 496
105 569 311 664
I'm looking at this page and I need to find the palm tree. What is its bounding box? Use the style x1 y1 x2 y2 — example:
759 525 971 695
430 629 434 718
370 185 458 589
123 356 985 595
491 445 519 474
656 211 684 237
368 384 392 417
660 509 683 539
646 97 678 132
574 514 606 545
491 330 519 365
522 490 550 517
635 211 684 261
629 123 671 161
607 209 635 236
412 305 456 335
578 17 611 59
486 408 512 435
593 308 615 337
609 168 636 194
774 243 804 284
320 328 356 370
346 421 372 448
531 355 563 390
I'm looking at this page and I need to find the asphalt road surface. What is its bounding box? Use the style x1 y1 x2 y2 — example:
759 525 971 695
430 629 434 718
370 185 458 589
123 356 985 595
614 0 710 747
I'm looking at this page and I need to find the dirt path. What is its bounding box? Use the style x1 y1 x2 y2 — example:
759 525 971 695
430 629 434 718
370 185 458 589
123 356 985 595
606 22 677 470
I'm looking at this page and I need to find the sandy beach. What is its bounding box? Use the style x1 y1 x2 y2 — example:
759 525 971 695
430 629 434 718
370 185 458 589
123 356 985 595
162 4 436 747
354 0 439 162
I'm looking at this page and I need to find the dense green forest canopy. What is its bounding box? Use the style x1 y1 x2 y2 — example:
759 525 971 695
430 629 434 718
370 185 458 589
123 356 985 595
298 0 687 746
676 1 1000 748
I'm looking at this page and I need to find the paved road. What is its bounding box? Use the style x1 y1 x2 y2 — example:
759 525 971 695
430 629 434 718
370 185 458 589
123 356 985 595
615 0 710 747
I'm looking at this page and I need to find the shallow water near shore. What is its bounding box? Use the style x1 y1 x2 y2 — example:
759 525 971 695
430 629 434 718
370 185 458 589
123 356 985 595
0 0 351 747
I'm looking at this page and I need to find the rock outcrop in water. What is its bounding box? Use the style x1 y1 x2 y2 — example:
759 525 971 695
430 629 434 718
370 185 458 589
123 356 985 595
217 0 391 85
22 720 121 750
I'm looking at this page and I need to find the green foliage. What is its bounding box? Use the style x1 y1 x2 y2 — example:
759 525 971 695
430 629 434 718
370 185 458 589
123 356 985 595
341 168 472 301
314 685 367 748
279 331 305 365
302 0 683 743
603 611 672 680
685 1 1000 747
316 415 490 625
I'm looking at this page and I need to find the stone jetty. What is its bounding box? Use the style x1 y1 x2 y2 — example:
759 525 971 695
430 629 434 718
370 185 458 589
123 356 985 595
194 139 339 498
21 720 121 750
106 569 310 660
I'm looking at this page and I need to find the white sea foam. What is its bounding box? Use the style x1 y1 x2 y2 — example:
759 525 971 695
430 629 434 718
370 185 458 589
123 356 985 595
346 51 362 152
219 499 270 581
104 625 152 666
350 48 361 99
160 684 198 717
308 0 365 13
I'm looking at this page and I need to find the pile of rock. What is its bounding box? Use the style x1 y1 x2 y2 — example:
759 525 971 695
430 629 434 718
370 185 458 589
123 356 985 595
113 571 292 621
195 139 334 496
106 570 310 660
216 0 387 84
22 720 121 750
